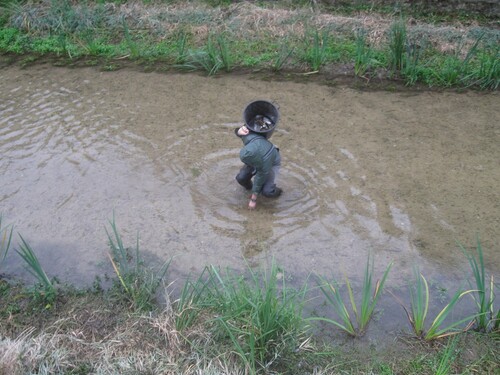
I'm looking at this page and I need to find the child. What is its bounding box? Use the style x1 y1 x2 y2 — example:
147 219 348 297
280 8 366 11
235 120 282 210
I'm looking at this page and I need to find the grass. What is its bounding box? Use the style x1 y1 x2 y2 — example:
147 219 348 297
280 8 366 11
174 267 214 331
0 2 498 89
271 39 295 72
435 336 459 375
16 234 57 306
354 29 370 77
0 214 13 270
204 262 309 374
0 226 498 373
313 256 392 337
388 18 407 73
105 214 171 312
304 30 328 72
459 238 498 332
392 270 477 341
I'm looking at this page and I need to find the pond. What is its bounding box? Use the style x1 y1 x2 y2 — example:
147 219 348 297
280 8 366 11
1 63 498 338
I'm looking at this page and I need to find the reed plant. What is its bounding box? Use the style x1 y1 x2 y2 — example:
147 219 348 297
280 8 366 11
305 30 328 72
16 234 57 305
463 45 499 90
122 18 140 59
403 42 425 86
0 214 13 270
174 30 189 64
392 270 476 340
388 18 407 72
206 262 308 374
272 40 295 72
181 34 231 76
105 216 170 312
216 34 232 73
174 267 214 331
313 256 392 337
459 238 497 332
354 29 372 77
432 33 485 87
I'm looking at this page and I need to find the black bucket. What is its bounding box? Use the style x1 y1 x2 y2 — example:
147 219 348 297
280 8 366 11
243 100 280 138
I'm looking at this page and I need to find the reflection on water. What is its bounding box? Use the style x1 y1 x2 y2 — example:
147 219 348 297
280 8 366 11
1 65 499 298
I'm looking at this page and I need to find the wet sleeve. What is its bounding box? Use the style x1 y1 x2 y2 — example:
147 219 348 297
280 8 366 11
252 164 271 195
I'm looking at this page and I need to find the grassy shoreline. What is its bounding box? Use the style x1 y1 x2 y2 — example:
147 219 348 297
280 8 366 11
1 268 498 374
0 0 498 89
1 216 498 374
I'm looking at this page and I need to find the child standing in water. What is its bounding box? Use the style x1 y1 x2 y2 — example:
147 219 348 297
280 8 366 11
235 112 282 209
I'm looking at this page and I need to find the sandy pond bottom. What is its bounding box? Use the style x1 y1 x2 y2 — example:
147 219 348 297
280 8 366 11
1 64 499 340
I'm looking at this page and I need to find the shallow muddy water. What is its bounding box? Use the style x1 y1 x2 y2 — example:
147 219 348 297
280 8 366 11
1 64 499 334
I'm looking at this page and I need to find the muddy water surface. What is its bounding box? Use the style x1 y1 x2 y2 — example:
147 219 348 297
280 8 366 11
1 65 499 311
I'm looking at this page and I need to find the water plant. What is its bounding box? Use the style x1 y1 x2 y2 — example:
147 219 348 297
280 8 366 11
105 215 171 311
16 234 57 305
459 238 498 332
313 256 393 337
206 262 308 375
0 214 13 270
392 270 476 340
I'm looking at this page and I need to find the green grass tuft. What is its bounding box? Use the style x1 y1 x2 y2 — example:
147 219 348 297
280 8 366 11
105 214 171 312
16 234 57 306
459 238 498 332
0 214 13 271
313 255 392 337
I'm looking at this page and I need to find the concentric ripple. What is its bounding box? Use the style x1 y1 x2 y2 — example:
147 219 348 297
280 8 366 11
184 126 341 245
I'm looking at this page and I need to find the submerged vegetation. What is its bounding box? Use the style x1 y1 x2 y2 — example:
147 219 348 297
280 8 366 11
0 0 498 89
0 214 498 374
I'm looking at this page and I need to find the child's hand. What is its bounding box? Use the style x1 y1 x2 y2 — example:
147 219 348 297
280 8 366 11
248 199 256 210
248 194 257 210
237 126 249 136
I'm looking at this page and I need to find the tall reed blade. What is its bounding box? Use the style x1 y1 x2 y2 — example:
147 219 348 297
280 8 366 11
272 41 294 72
358 258 393 333
0 215 13 268
105 215 171 311
207 261 307 374
16 234 56 302
313 256 392 336
393 270 478 340
315 278 356 336
389 18 407 72
174 267 214 331
459 238 496 332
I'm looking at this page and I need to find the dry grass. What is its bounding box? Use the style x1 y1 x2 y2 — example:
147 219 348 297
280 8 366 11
8 1 495 54
111 2 493 52
0 287 248 374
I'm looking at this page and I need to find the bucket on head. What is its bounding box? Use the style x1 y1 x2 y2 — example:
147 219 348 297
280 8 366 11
243 100 280 138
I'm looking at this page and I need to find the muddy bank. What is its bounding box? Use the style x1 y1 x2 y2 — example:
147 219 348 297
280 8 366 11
0 64 498 293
